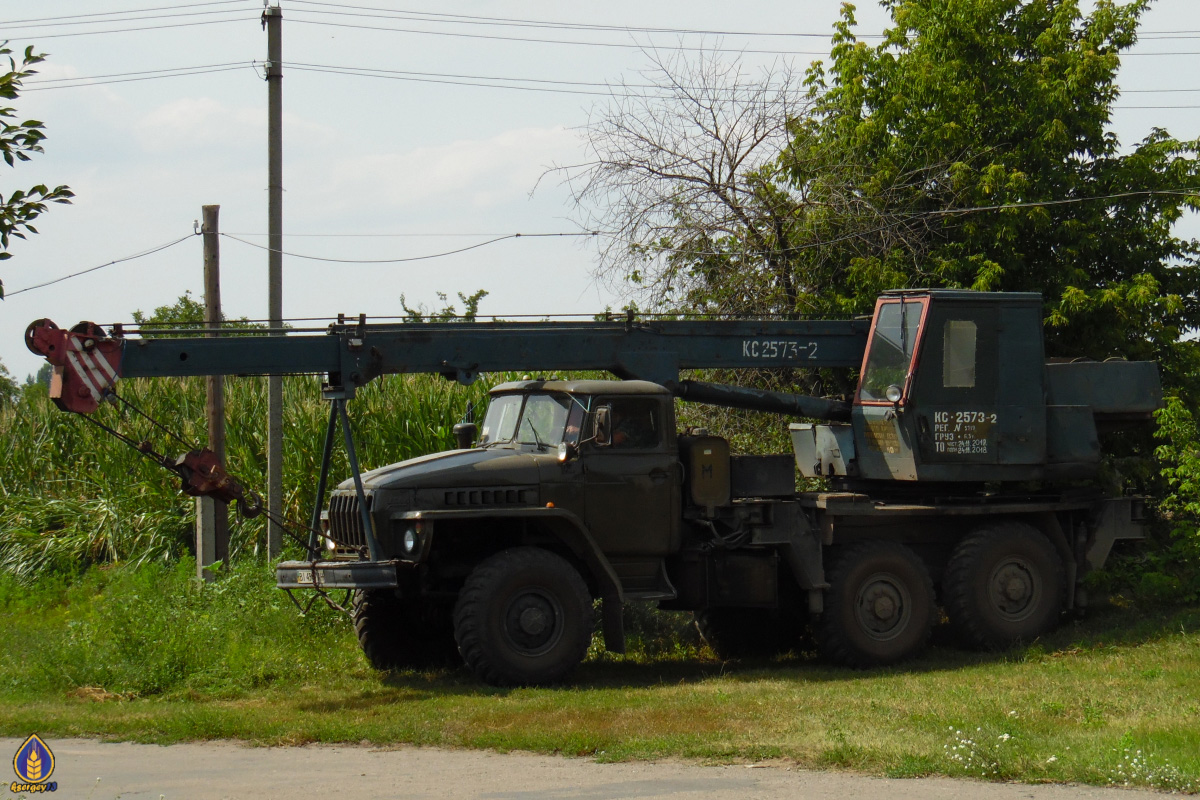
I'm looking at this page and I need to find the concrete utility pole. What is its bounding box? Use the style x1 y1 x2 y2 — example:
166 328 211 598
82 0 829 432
264 3 284 557
197 203 228 581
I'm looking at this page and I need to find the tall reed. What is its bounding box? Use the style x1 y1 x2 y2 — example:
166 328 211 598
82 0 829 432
0 373 493 580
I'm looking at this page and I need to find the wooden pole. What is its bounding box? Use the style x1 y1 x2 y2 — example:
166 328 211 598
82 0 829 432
199 203 228 580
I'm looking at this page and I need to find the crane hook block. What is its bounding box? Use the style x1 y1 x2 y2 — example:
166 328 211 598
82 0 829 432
173 449 263 519
25 319 123 414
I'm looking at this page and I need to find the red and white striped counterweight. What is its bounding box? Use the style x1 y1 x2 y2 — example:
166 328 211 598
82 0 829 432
25 319 123 414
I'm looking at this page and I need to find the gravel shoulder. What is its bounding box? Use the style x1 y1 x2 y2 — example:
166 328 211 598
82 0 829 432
0 738 1171 800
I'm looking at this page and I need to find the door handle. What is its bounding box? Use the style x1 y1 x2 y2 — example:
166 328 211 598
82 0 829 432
649 468 669 484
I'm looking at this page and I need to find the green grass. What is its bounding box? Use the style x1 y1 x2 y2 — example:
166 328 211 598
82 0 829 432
0 561 1196 792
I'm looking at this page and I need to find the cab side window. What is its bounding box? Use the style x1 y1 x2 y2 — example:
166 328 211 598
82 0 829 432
943 320 977 388
605 399 661 449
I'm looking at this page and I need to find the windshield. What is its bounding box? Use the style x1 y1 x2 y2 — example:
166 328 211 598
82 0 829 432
479 395 523 445
478 393 577 447
859 298 925 402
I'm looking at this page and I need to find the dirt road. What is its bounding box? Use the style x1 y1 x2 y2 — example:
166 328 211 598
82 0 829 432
1 738 1167 800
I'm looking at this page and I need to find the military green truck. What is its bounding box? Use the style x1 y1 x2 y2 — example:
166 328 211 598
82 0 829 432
28 289 1160 686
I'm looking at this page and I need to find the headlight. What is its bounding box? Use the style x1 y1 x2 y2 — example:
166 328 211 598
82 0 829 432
402 527 419 554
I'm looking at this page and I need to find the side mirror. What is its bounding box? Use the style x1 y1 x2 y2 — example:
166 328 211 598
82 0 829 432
594 406 612 447
452 422 477 449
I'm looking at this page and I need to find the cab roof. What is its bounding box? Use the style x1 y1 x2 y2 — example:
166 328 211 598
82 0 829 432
879 289 1042 305
489 379 670 397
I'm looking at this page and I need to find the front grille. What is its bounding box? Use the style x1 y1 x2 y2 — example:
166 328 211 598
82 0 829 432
328 491 374 549
443 487 537 507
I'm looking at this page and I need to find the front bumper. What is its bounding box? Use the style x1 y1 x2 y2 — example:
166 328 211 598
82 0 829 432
276 559 400 590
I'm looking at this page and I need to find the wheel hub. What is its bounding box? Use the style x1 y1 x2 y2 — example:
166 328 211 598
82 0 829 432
856 574 910 640
503 590 563 656
519 606 549 636
989 559 1040 620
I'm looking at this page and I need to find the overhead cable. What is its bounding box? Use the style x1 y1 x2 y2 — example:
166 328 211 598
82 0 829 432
220 231 598 264
23 63 253 91
0 0 250 25
0 7 253 31
6 234 196 298
5 16 253 41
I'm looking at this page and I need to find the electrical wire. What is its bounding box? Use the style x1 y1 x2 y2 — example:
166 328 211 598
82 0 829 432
592 189 1200 259
286 60 659 91
18 57 1200 105
24 62 249 84
283 1 1200 44
0 1 252 26
285 17 837 57
286 14 1200 59
5 16 254 41
0 7 254 31
285 0 875 40
223 230 587 237
23 64 254 91
219 231 598 264
285 62 670 98
5 234 196 298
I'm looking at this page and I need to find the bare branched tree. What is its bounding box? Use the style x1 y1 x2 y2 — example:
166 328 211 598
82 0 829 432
553 47 944 320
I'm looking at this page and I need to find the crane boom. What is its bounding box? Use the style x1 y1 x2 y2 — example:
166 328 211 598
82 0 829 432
26 316 870 414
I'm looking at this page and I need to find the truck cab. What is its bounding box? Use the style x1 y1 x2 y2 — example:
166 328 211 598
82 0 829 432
322 379 680 580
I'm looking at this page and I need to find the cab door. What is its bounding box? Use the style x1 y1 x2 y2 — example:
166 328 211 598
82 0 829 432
582 396 680 557
852 296 927 480
910 303 1001 466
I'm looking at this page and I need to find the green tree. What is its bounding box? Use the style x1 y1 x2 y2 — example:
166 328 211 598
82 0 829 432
399 289 489 322
132 291 263 335
790 0 1200 390
0 358 17 407
0 43 73 299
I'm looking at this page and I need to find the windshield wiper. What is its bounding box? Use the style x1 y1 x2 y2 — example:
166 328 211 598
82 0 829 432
522 418 547 451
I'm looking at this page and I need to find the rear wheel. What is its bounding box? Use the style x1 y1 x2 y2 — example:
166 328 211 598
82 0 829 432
352 589 457 671
454 547 593 687
945 522 1064 650
818 541 936 667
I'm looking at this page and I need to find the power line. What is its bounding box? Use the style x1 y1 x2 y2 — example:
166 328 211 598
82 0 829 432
225 230 587 237
286 1 872 40
220 231 599 264
0 0 251 26
0 7 253 31
4 16 253 41
285 17 837 57
19 56 1200 106
286 62 671 98
23 63 254 91
288 60 647 90
606 189 1200 259
284 2 1200 44
6 234 196 298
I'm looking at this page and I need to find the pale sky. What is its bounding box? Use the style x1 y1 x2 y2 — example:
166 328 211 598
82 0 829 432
2 0 1198 380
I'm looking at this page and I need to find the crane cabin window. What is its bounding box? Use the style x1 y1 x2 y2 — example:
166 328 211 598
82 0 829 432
859 298 925 402
943 320 977 388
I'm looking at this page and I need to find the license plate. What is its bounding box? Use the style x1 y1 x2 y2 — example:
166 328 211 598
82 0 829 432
294 569 314 585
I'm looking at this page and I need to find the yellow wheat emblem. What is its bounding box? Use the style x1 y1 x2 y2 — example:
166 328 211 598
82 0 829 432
12 733 54 785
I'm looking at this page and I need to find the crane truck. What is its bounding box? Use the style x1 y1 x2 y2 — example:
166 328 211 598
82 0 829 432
26 289 1160 686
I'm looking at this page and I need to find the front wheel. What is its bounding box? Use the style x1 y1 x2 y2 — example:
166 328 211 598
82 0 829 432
454 547 593 687
818 541 936 667
944 522 1064 650
352 589 458 671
